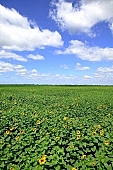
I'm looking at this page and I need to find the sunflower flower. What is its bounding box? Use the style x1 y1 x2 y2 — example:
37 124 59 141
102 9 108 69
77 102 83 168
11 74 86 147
72 168 77 170
76 130 80 135
10 167 15 170
63 125 67 129
9 127 14 131
39 156 46 165
92 131 96 137
15 136 20 141
104 140 110 146
56 137 60 140
92 162 96 166
100 129 104 136
81 154 86 159
21 112 24 116
6 130 10 135
36 120 41 124
97 124 101 129
20 130 24 134
76 135 80 140
34 113 38 117
63 116 67 120
70 145 74 149
33 128 37 133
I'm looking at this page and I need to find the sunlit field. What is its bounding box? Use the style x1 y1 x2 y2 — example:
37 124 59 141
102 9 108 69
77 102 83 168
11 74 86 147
0 85 113 170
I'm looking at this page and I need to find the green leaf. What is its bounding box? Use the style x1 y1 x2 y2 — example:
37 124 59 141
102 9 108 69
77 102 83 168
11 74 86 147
56 165 61 170
91 146 96 152
104 163 109 169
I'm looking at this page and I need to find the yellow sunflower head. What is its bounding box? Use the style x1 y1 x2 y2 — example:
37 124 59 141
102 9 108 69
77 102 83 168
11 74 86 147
76 130 80 135
10 167 15 170
104 140 110 146
92 131 96 137
20 130 24 134
72 168 77 170
21 112 24 116
33 128 37 133
76 135 80 140
36 120 41 124
15 136 20 141
97 124 101 129
81 154 86 159
92 162 96 166
39 157 46 165
63 125 67 129
70 145 74 149
6 130 10 135
9 127 14 131
100 129 104 136
56 137 60 140
63 116 67 120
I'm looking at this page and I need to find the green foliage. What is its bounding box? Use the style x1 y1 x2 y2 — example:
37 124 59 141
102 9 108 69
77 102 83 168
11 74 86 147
0 85 113 170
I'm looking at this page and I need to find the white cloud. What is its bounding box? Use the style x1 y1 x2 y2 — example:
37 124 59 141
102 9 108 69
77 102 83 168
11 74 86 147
15 68 27 76
94 66 113 83
56 40 113 61
0 4 63 51
0 50 27 62
28 54 44 60
1 61 112 85
50 0 113 35
0 61 14 72
14 65 24 69
75 62 89 70
0 60 25 73
31 69 38 73
0 60 77 83
84 75 92 79
97 66 113 73
60 64 69 69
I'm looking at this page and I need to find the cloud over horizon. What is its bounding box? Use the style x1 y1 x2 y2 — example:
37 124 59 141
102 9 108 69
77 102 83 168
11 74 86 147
56 40 113 61
0 0 113 85
50 0 113 36
0 4 63 51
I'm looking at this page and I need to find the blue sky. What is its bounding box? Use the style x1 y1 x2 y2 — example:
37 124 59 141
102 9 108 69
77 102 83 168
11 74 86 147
0 0 113 85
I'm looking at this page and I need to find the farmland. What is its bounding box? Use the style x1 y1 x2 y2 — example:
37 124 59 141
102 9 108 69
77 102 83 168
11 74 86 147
0 85 113 170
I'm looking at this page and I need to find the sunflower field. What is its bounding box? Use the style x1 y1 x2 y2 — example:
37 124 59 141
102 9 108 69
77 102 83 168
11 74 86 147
0 85 113 170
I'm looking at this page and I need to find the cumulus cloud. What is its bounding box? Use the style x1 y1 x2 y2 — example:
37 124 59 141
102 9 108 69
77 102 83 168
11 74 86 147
95 66 113 78
83 75 92 79
56 40 113 61
94 65 113 84
28 54 45 60
60 64 69 69
75 62 89 70
0 60 25 73
0 50 27 62
0 4 63 51
50 0 113 35
97 66 113 73
0 60 77 84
